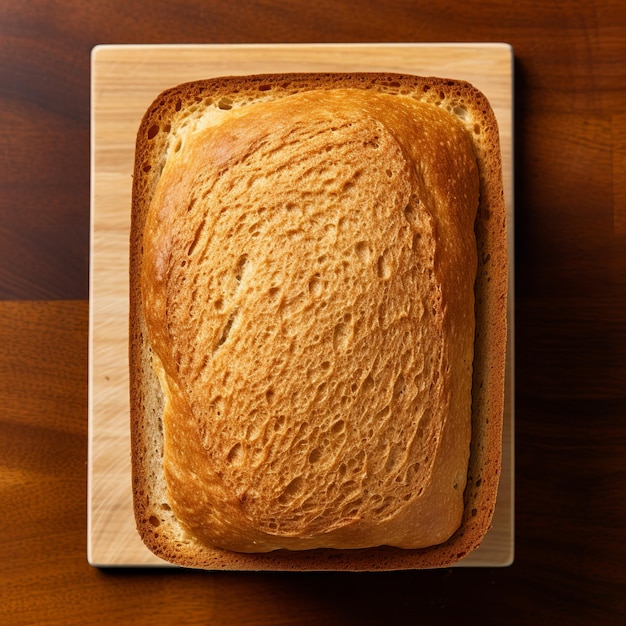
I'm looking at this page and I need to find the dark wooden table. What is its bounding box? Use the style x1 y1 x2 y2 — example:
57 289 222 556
1 1 625 624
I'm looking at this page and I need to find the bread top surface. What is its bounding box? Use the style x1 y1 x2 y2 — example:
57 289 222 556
140 86 478 552
130 73 507 568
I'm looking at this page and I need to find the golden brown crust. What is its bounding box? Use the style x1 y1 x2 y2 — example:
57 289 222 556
130 72 508 570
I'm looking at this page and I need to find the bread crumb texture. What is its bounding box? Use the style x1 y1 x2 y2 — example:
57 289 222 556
130 73 507 569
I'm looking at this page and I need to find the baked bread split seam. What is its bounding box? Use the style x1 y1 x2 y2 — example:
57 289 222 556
129 72 508 571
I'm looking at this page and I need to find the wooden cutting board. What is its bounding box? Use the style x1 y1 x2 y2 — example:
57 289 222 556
89 43 514 568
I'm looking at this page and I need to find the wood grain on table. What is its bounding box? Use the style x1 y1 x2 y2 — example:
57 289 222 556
1 0 625 624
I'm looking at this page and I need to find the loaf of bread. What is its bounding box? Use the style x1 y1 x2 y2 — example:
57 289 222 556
130 73 507 570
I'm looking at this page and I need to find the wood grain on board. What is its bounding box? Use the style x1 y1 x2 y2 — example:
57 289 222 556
89 43 514 567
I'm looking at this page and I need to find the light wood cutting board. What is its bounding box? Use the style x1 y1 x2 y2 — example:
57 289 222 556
89 43 514 568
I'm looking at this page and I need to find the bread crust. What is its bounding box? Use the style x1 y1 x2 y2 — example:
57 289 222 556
130 72 508 570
